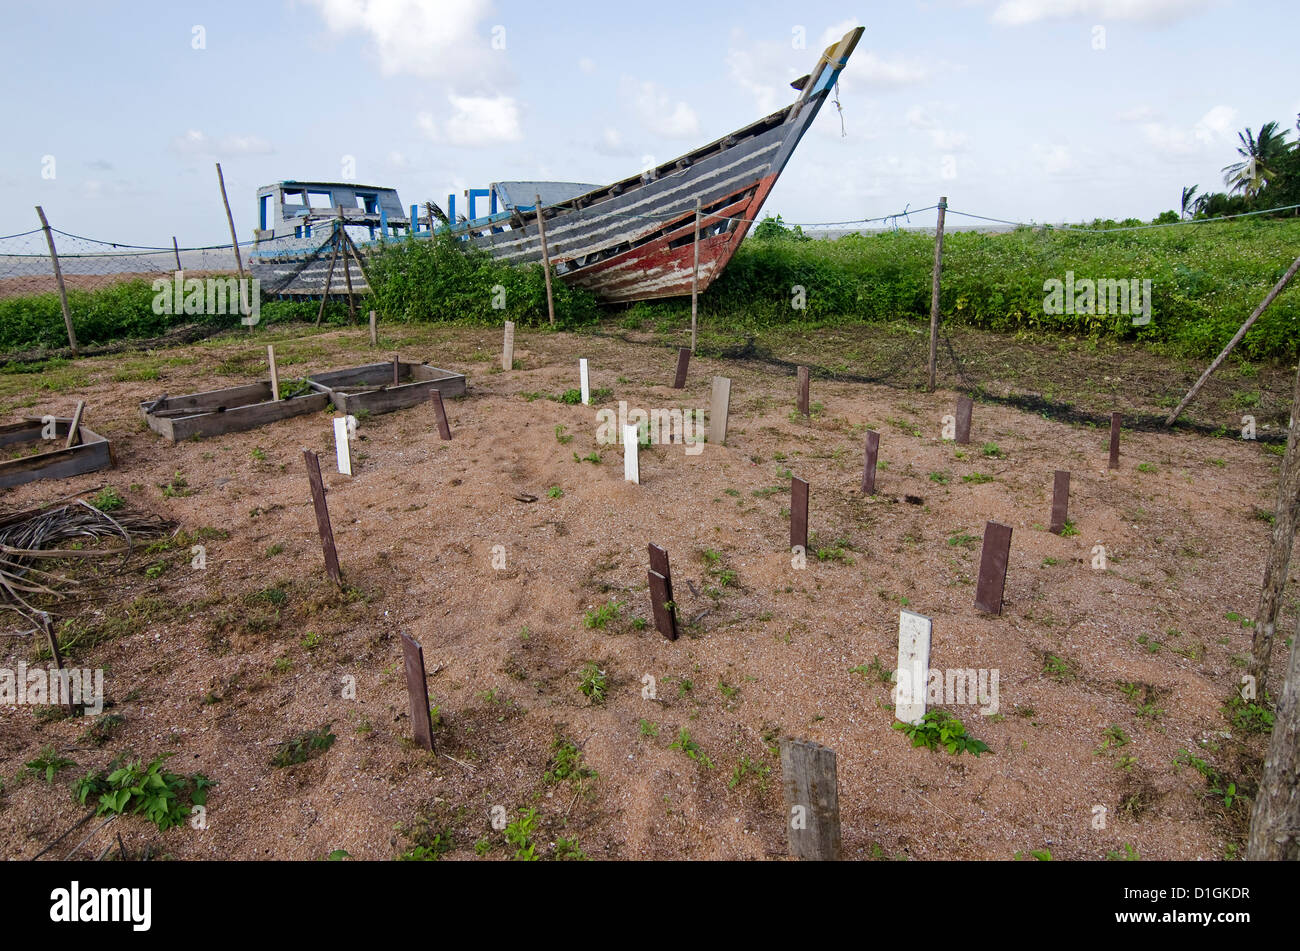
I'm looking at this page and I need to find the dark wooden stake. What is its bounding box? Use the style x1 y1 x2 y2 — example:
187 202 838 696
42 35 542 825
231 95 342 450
64 400 85 449
780 737 841 860
1049 470 1071 534
214 163 245 279
955 395 973 444
791 477 809 551
690 197 701 353
392 354 401 386
648 569 678 641
797 366 810 416
303 449 341 585
37 613 74 716
862 430 879 495
974 520 1013 614
400 633 435 752
672 347 690 389
315 229 341 327
172 236 182 272
1108 412 1121 469
429 389 452 440
927 197 947 392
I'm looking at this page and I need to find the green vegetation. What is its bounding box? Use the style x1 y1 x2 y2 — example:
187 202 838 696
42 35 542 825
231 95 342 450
893 710 989 756
270 725 336 768
72 753 213 832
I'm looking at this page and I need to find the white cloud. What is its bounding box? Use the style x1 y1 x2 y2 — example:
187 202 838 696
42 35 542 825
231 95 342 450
578 57 596 74
905 105 969 151
1139 104 1237 154
443 93 522 146
170 130 273 156
594 126 635 157
622 78 700 139
854 51 928 86
305 0 498 83
1032 143 1076 175
991 0 1210 26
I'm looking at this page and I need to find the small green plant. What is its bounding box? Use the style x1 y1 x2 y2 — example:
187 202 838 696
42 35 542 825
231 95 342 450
159 472 193 498
1096 725 1131 753
850 655 894 685
301 631 322 650
250 447 267 462
554 424 574 444
893 710 989 756
584 600 623 629
1137 462 1157 473
1059 520 1080 537
557 388 583 405
72 753 213 832
1043 654 1073 681
545 737 596 785
1224 694 1274 734
578 662 607 704
554 837 588 861
270 725 336 768
547 485 564 498
265 543 285 557
26 747 75 783
928 470 950 484
947 531 978 548
78 713 125 748
90 486 125 512
504 807 539 861
474 837 492 856
981 443 1004 458
669 728 714 768
638 719 659 738
144 561 168 579
961 472 993 484
728 755 772 791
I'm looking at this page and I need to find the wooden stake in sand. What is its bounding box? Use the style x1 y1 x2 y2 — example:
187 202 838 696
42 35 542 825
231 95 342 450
791 476 809 552
709 376 731 446
303 449 341 585
369 310 377 348
623 424 640 484
861 430 880 495
780 737 841 861
1049 470 1070 534
955 395 973 445
797 366 810 417
501 320 515 371
267 346 280 401
429 389 452 441
333 417 352 476
64 400 85 450
974 520 1012 615
648 569 678 641
400 633 435 752
673 347 691 389
392 354 401 386
36 613 74 716
895 609 932 725
1108 412 1121 469
579 359 590 406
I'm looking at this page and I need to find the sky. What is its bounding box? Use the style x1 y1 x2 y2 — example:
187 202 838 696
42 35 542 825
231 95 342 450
1 0 1296 248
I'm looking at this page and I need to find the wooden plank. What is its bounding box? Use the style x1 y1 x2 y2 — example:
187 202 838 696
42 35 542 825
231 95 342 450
895 610 932 725
862 429 879 495
780 737 841 860
797 366 810 416
333 417 352 475
536 194 556 327
690 197 701 353
648 569 678 640
648 543 672 584
623 423 639 484
791 476 809 552
429 389 452 440
709 376 730 445
400 633 435 752
974 520 1013 615
64 400 85 449
267 346 280 401
955 395 973 445
673 347 690 389
1108 412 1121 469
1049 470 1070 534
0 422 112 489
303 449 342 585
579 358 590 405
502 320 515 371
142 389 329 441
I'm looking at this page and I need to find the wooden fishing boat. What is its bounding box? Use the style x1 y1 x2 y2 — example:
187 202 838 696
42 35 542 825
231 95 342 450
250 26 864 303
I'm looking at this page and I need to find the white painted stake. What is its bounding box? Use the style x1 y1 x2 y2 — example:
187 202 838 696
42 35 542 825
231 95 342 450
623 423 640 484
710 376 731 446
267 345 280 401
333 417 352 475
579 358 590 406
895 609 933 726
502 320 515 371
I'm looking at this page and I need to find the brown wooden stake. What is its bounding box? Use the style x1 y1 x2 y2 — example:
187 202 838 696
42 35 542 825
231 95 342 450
34 206 77 355
36 614 73 715
64 400 85 449
955 395 973 445
369 310 377 347
974 520 1013 614
214 163 245 279
392 354 401 386
672 347 690 389
709 376 731 446
1049 470 1070 535
862 430 880 495
780 737 841 860
314 229 341 327
429 389 452 440
690 197 701 353
1166 254 1300 426
535 195 555 327
648 569 678 641
791 477 809 552
648 544 677 640
400 633 435 752
267 345 280 401
927 196 947 392
172 236 182 272
1108 412 1121 469
797 366 811 416
303 449 341 585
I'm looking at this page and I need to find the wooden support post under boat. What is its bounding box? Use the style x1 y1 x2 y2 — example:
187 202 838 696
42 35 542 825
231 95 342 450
340 229 357 324
35 206 77 356
928 197 947 393
64 400 85 449
315 224 342 327
535 194 556 328
691 197 701 354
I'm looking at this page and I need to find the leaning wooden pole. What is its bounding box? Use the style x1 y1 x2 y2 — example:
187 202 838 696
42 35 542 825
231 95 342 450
214 162 245 279
927 196 947 392
1165 254 1300 426
315 226 342 327
691 197 702 354
34 206 77 355
171 236 182 272
535 194 555 327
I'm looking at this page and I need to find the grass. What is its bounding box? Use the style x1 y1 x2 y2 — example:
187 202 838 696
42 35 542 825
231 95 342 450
578 662 607 704
583 600 623 629
893 710 989 756
270 726 336 768
669 728 714 769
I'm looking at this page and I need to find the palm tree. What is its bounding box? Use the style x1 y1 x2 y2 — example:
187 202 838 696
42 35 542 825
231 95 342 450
1180 185 1199 218
1222 121 1292 197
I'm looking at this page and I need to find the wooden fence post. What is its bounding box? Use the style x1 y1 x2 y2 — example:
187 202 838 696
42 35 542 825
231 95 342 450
862 430 880 495
791 477 809 552
710 376 731 446
172 236 182 272
535 195 555 327
797 366 810 416
369 310 377 347
64 400 85 450
955 395 973 445
780 737 841 860
400 633 435 752
267 345 280 401
34 206 77 355
502 320 515 371
1108 412 1122 469
927 196 947 392
303 449 342 585
214 163 245 279
1049 470 1070 535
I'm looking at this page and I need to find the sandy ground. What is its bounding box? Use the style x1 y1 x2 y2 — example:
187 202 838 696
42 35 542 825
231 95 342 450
0 321 1287 861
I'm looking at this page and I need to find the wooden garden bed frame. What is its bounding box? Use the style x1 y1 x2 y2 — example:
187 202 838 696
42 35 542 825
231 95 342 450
0 417 112 489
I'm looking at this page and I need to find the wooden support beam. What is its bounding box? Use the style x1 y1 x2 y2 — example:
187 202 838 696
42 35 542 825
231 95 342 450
429 389 452 440
34 206 77 355
303 449 342 585
64 400 85 449
333 417 352 475
502 320 515 371
214 163 245 280
172 236 182 272
895 610 932 725
315 230 341 327
648 569 678 640
623 423 639 484
369 310 377 347
267 346 280 401
780 737 841 860
690 197 701 353
797 366 810 416
535 194 555 327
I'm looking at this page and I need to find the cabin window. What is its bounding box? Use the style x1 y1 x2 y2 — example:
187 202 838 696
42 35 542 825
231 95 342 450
282 190 306 207
356 194 378 214
307 191 334 209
